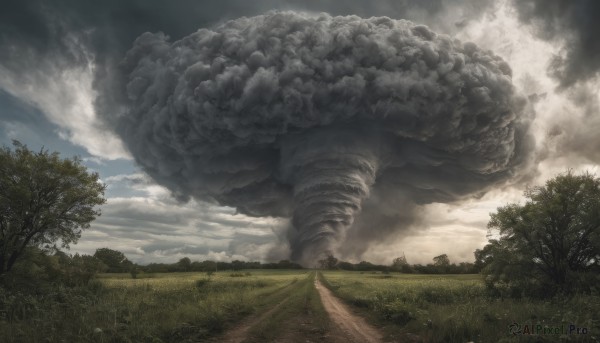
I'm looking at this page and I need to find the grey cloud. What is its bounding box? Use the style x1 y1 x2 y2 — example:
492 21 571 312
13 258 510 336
141 242 212 256
99 12 534 264
2 0 494 65
104 204 192 227
541 84 600 164
511 0 600 87
104 173 148 184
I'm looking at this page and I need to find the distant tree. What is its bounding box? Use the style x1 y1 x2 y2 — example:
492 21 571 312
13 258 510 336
146 263 169 273
482 172 600 296
190 261 203 272
277 260 291 269
200 260 217 272
0 141 106 277
94 248 131 273
337 261 355 271
231 259 244 271
356 261 375 271
130 265 139 279
318 253 338 270
433 254 450 267
392 254 413 273
277 260 302 269
392 255 408 268
457 262 476 274
178 257 192 272
432 254 451 274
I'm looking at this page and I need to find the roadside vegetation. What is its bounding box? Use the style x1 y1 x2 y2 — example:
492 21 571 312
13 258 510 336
0 269 306 342
319 271 599 342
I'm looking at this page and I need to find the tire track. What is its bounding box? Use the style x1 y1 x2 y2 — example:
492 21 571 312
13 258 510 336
314 277 384 343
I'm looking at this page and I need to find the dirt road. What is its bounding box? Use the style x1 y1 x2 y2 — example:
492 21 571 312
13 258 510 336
213 273 385 343
216 297 289 343
314 277 384 343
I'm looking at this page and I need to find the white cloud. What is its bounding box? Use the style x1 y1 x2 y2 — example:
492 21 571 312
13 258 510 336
0 59 130 160
71 172 288 263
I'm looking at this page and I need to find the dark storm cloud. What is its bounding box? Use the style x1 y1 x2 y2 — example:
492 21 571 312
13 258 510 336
511 0 600 87
2 0 493 160
2 0 494 78
99 12 533 264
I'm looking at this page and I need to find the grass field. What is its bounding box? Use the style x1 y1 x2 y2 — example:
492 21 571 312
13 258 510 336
1 270 599 342
0 270 309 342
319 271 600 342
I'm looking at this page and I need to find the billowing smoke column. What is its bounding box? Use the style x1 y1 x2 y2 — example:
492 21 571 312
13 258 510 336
100 11 532 264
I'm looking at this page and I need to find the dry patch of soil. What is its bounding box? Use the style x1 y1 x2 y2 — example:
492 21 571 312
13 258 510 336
314 278 384 343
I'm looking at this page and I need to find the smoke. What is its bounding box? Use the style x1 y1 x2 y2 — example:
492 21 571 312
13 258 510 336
97 11 532 264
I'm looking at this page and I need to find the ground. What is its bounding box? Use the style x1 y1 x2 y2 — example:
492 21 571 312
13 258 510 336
213 272 387 343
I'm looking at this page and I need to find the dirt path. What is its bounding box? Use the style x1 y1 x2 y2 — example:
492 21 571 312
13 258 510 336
314 277 384 343
213 274 386 343
215 297 289 343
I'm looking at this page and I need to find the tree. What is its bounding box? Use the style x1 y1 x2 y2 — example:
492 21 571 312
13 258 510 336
432 254 450 273
178 257 192 272
392 254 413 273
94 248 131 273
318 253 338 270
473 244 495 273
0 141 106 276
64 253 108 285
482 172 600 296
433 254 450 266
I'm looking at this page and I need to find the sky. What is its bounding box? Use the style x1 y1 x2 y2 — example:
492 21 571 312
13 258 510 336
1 0 599 265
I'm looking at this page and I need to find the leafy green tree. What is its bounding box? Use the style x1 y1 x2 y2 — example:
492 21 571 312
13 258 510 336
130 265 140 279
433 254 450 273
178 257 192 272
318 253 338 270
433 254 450 266
0 141 106 276
93 248 131 273
337 261 355 271
63 253 108 285
473 244 495 273
392 254 413 273
482 172 600 296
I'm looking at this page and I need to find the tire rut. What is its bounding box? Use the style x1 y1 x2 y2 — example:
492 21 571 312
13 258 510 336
314 277 384 343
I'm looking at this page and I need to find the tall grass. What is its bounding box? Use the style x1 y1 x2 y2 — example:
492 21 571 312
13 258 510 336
0 270 305 342
320 271 600 342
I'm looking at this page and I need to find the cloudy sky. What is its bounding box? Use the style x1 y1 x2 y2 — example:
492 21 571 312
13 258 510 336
1 0 599 265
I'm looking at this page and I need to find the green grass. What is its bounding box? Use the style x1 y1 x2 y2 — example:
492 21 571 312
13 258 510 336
244 271 330 342
3 270 598 342
0 270 307 343
320 271 600 342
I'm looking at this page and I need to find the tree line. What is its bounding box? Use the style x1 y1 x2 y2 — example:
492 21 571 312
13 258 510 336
91 247 301 275
2 142 599 298
317 253 479 274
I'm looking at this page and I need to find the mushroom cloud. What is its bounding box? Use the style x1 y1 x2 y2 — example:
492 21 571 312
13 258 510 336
98 11 533 264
